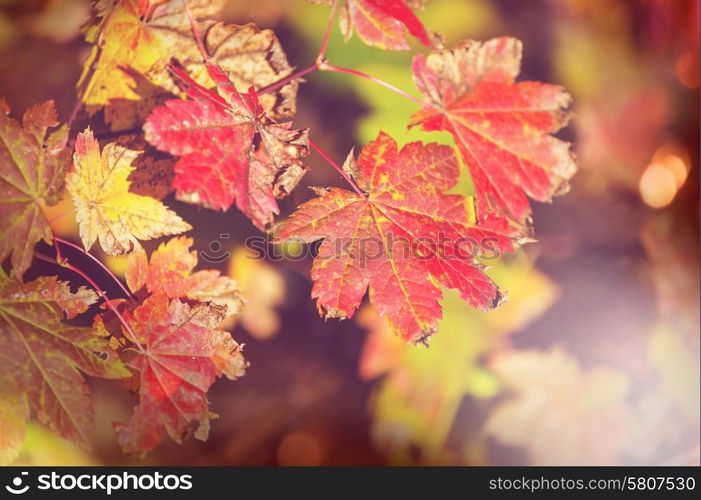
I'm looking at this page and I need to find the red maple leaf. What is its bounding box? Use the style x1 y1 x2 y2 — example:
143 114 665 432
315 0 441 50
0 274 127 448
411 37 577 229
125 237 242 320
274 132 513 344
113 292 245 456
144 61 309 230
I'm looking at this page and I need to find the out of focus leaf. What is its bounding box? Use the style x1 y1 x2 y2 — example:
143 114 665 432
485 347 632 465
227 247 285 340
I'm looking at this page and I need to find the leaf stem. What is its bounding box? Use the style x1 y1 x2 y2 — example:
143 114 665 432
35 251 144 353
309 138 364 196
316 0 338 63
257 63 319 96
53 236 133 299
65 99 83 135
318 61 428 108
258 0 338 97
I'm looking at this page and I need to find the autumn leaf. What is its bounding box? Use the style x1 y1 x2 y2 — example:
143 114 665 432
411 37 577 229
274 131 513 343
144 62 309 230
113 292 245 456
78 0 298 130
485 348 632 465
66 128 191 255
125 236 242 319
0 274 128 450
0 99 71 278
313 0 441 50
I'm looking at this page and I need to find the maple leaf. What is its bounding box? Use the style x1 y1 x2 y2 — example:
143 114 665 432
66 128 191 255
0 99 71 278
485 348 632 465
274 132 513 343
125 236 242 319
79 0 298 130
0 274 128 449
312 0 441 50
410 37 577 228
144 62 309 230
113 292 245 456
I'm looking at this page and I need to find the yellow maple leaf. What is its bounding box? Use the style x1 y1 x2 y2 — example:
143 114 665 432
66 128 191 254
78 0 297 131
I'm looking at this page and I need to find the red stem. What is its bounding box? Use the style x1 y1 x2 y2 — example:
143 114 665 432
319 62 429 108
65 99 83 135
258 0 338 97
52 236 64 265
257 63 319 96
34 252 144 353
53 236 133 299
309 139 364 196
316 0 338 63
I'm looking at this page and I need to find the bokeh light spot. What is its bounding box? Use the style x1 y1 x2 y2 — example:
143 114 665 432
276 431 324 466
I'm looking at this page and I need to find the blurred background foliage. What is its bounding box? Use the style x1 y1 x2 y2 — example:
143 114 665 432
0 0 698 465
